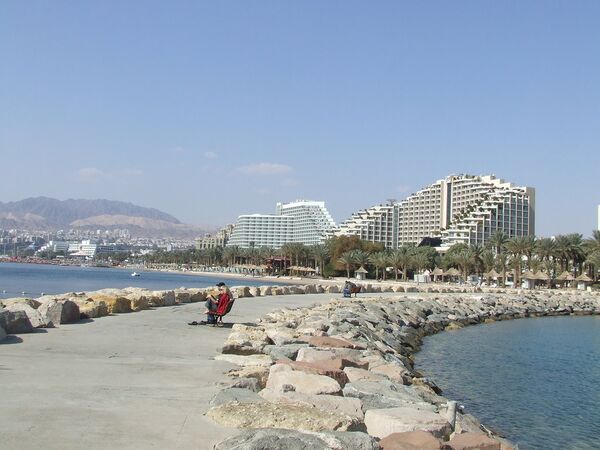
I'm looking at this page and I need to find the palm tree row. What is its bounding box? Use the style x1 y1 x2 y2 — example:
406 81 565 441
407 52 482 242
143 230 600 282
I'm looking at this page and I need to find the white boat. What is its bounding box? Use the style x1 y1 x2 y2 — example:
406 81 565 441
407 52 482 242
131 272 140 277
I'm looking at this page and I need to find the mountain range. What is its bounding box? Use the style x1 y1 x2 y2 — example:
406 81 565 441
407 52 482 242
0 197 213 239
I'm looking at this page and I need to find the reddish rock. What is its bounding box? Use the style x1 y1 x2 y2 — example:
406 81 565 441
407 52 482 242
308 335 366 350
379 431 443 450
277 359 350 387
447 432 501 450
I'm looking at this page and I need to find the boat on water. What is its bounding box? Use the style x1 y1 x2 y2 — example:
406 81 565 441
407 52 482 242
131 272 140 277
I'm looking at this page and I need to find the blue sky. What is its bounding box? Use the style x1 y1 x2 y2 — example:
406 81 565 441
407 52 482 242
1 1 599 236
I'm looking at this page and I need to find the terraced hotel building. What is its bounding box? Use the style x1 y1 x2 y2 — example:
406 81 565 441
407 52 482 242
227 200 336 248
336 174 535 249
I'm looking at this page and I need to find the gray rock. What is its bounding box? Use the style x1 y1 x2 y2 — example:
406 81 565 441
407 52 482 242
209 387 266 408
4 303 46 328
0 325 6 342
219 377 262 392
262 344 309 361
214 428 379 450
59 300 80 323
37 300 63 327
0 309 34 334
343 380 435 412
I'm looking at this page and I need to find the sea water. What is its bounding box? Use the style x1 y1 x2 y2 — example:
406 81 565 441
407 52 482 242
0 262 280 298
415 315 600 449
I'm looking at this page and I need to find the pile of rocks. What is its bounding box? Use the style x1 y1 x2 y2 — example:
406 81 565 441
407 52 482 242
208 290 600 449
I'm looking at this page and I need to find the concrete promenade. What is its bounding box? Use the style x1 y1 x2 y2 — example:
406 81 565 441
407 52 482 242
1 292 394 450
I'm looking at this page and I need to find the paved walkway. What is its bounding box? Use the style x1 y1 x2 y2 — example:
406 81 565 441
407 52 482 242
1 293 395 450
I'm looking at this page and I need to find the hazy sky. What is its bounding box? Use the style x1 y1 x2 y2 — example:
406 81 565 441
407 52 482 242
1 1 599 237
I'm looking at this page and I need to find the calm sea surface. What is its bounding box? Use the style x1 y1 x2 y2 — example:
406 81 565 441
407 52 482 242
415 316 600 450
0 262 280 298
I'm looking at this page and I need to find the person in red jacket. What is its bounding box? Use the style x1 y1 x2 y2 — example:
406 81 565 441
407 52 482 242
188 282 231 325
205 282 231 324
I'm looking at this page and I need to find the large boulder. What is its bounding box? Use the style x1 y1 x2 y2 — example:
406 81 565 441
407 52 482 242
125 294 149 311
277 360 350 387
227 365 271 389
370 363 411 384
207 402 358 432
73 298 108 319
446 432 501 450
0 309 34 334
259 388 364 422
1 297 40 309
262 343 309 361
308 336 366 350
37 300 63 327
0 325 6 342
174 288 191 303
266 364 342 395
379 430 443 450
4 303 46 328
214 354 274 367
364 407 452 439
221 324 273 355
88 295 131 314
214 428 379 450
343 380 435 411
209 387 266 408
148 290 176 307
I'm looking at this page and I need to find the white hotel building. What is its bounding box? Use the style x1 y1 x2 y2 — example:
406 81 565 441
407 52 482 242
336 174 535 249
227 200 336 249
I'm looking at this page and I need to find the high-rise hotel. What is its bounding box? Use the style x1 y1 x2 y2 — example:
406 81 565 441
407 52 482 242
336 174 535 249
227 200 336 248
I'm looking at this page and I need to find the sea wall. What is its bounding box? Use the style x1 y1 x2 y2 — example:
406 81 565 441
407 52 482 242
0 281 499 340
207 290 600 449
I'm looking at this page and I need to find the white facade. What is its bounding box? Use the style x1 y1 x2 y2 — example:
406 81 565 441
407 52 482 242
336 174 535 249
227 200 336 248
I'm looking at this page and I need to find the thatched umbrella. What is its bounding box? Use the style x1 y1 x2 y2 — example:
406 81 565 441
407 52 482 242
534 271 550 281
432 267 444 282
575 273 593 290
523 271 537 280
484 269 500 286
556 271 575 281
355 265 368 280
445 268 460 277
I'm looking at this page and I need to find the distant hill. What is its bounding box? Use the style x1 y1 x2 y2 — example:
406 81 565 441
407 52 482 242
0 197 211 238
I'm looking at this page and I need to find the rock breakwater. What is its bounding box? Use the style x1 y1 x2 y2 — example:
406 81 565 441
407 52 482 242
208 290 600 449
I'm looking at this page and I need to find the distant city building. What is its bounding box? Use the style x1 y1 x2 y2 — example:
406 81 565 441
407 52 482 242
195 224 235 250
336 174 535 249
227 200 336 248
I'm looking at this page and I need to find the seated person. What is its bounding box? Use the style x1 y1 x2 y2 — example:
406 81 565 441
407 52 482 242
204 282 231 324
343 280 355 298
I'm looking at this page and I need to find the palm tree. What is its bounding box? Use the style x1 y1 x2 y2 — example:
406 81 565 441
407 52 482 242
453 248 476 281
369 251 389 281
523 235 536 271
535 238 556 263
505 237 530 287
488 230 508 255
412 252 430 275
310 244 329 276
584 230 600 256
338 251 355 278
389 247 414 281
350 249 371 272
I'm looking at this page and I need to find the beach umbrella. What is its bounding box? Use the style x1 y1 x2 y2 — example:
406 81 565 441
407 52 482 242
444 268 460 277
355 266 368 274
534 271 550 281
522 271 537 280
486 269 500 278
575 273 593 282
432 267 444 276
556 271 575 281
